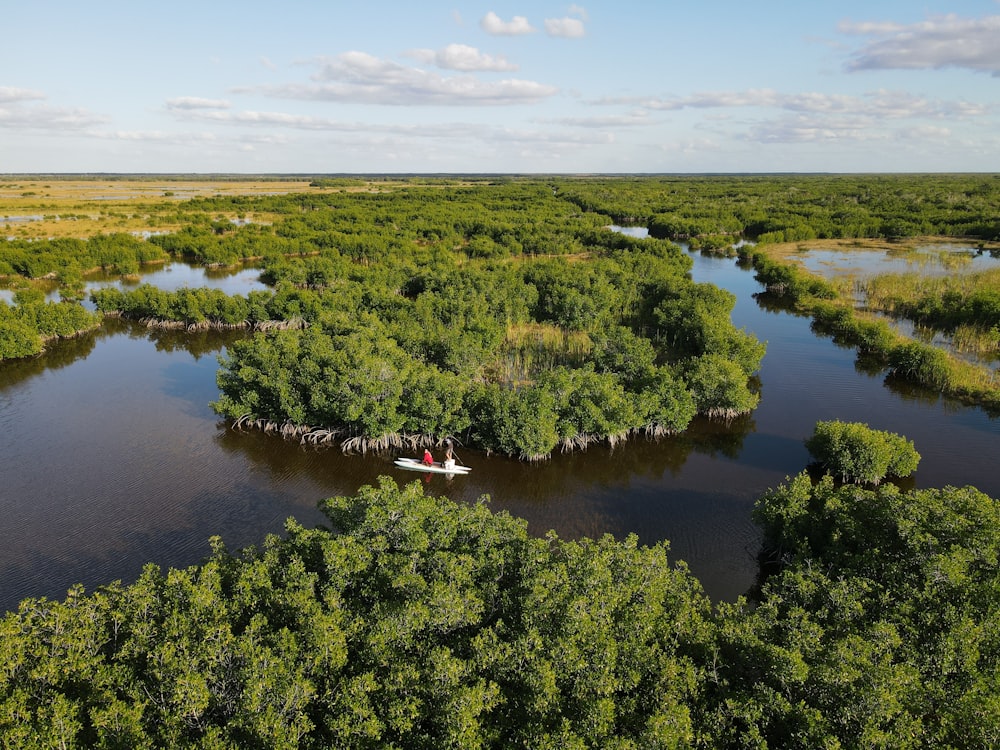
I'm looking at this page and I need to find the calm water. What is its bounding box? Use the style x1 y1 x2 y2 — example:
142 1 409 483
0 261 268 306
2 249 999 612
796 243 1000 279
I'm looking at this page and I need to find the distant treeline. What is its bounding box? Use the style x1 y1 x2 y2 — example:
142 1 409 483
6 175 998 282
554 173 1000 244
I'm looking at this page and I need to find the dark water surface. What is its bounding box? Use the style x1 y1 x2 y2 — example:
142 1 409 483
2 251 999 612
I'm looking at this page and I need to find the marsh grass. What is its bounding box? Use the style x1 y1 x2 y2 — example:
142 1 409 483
492 322 593 385
752 245 1000 413
952 324 1000 358
861 268 1000 313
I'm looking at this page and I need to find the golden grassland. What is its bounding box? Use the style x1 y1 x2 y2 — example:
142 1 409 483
0 177 310 240
0 176 408 240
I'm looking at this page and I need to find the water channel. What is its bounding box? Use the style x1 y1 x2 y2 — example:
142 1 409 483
2 246 999 612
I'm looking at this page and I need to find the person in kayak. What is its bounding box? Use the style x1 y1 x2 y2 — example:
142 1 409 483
443 438 456 470
422 447 434 466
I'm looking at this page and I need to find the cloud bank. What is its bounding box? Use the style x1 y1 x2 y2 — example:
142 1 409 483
842 14 1000 76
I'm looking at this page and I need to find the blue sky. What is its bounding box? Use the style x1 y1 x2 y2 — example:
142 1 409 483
2 1 999 173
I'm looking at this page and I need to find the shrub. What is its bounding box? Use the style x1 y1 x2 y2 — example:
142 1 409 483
683 354 759 419
0 311 43 359
805 420 920 485
888 342 951 390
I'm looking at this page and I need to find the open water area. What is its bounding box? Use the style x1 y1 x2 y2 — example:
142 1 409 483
2 246 999 612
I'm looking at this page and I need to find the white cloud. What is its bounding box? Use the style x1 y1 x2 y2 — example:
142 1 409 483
405 43 518 72
898 125 952 140
492 127 614 146
0 86 45 104
240 51 556 106
174 106 492 138
260 56 277 70
0 87 107 133
841 14 1000 75
152 102 618 159
0 103 108 130
746 115 889 144
539 111 652 128
545 17 586 38
90 130 218 143
658 137 721 155
606 88 989 120
165 97 231 110
480 11 536 36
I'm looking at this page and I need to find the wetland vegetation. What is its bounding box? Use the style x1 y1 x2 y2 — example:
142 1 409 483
2 466 997 748
2 173 999 746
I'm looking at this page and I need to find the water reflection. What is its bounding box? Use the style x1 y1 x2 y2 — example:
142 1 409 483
797 243 1000 279
0 260 268 306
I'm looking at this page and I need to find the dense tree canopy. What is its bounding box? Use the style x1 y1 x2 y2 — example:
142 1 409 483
2 459 998 748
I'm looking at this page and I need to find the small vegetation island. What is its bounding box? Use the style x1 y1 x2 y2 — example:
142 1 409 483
1 174 999 745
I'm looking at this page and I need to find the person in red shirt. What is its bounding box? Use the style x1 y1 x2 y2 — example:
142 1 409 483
422 447 434 466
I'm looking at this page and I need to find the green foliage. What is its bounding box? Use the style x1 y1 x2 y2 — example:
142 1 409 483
7 175 1000 747
0 234 168 280
92 284 265 328
652 283 765 376
466 383 560 461
561 173 1000 243
20 178 770 452
201 186 762 457
0 299 101 360
804 420 920 485
744 471 1000 747
0 478 712 748
749 252 837 300
0 306 43 358
4 469 998 747
1 417 999 749
682 354 760 418
887 341 952 390
536 366 639 445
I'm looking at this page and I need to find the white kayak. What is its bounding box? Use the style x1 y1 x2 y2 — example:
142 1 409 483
394 457 471 475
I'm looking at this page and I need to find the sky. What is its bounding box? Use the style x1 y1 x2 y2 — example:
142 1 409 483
2 1 999 174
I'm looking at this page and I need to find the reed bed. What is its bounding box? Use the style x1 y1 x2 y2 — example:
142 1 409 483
951 324 1000 357
859 267 1000 315
493 322 592 385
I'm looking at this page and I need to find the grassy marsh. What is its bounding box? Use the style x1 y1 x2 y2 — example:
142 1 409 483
0 177 317 240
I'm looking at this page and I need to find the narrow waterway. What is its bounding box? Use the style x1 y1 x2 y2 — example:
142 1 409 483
1 250 998 612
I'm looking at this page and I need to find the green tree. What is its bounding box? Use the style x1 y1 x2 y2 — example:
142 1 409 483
804 420 920 485
683 354 759 419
